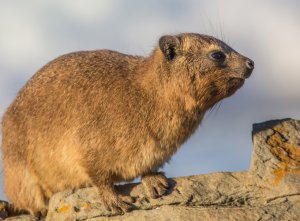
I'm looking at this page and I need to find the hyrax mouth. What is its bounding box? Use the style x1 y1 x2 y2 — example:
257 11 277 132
227 77 245 93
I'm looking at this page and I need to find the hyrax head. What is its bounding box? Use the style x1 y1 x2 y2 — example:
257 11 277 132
158 33 254 110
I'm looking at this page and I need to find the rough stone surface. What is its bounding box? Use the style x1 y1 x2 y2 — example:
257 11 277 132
249 118 300 193
0 201 35 221
4 215 37 221
4 119 300 220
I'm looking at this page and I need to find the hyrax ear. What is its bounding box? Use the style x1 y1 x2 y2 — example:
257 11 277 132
159 35 181 60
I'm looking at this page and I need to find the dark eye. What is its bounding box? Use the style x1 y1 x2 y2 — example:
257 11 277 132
209 51 226 62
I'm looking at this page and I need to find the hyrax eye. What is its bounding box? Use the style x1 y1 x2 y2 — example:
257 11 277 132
209 51 226 62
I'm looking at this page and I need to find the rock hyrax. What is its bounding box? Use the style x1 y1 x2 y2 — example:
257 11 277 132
1 33 254 215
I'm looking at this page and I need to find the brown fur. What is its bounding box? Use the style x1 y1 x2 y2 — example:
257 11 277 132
1 33 254 215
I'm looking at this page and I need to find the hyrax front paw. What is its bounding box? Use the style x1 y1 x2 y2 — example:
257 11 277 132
99 188 133 214
142 172 169 199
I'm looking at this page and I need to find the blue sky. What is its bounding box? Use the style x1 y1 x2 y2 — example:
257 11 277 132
0 0 300 199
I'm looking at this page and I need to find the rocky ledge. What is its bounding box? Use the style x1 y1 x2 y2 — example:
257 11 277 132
2 118 300 221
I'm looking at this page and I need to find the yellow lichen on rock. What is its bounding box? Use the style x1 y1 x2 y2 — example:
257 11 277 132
81 202 91 210
56 204 71 213
266 126 300 185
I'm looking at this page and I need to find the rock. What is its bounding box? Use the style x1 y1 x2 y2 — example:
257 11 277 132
249 118 300 192
46 172 255 221
5 119 300 220
87 201 300 221
4 215 37 221
0 201 34 221
0 200 9 219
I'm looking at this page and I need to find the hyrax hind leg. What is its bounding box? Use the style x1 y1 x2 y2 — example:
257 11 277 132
3 162 48 217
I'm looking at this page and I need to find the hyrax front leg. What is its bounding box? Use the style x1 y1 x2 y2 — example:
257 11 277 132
87 169 133 213
141 172 169 198
97 184 133 214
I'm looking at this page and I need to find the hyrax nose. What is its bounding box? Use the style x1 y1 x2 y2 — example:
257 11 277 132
245 59 254 70
243 58 254 79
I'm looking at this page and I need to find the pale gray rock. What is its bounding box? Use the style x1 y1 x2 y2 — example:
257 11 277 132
5 215 37 221
4 119 300 220
249 118 300 193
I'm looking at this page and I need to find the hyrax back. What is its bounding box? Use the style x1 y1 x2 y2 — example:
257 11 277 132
2 33 254 215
